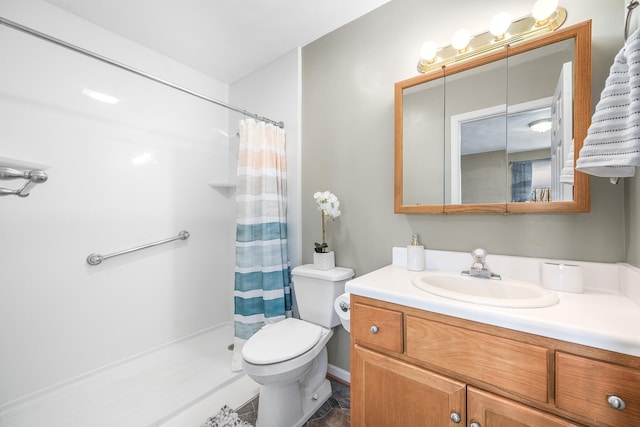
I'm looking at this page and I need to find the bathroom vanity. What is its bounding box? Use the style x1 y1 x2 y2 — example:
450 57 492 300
346 249 640 427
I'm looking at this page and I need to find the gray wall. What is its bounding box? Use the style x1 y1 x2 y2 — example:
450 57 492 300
301 0 628 373
461 151 507 204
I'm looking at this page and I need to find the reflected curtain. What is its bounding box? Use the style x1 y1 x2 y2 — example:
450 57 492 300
231 119 292 371
511 161 532 202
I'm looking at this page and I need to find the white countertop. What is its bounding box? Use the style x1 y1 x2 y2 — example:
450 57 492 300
345 262 640 357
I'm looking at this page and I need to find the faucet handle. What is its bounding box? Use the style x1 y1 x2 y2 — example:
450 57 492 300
470 248 487 264
464 248 500 279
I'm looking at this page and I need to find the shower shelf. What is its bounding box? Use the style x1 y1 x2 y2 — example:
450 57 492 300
208 182 236 197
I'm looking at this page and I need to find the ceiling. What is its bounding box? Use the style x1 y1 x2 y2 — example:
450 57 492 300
461 107 552 155
44 0 391 84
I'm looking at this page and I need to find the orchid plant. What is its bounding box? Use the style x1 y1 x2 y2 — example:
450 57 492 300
313 191 341 253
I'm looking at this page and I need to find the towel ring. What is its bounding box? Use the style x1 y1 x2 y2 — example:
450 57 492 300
625 0 639 41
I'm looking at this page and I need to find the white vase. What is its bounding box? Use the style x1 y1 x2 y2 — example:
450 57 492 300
313 251 335 270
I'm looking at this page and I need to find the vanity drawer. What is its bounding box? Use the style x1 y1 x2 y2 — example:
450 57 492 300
351 302 403 353
556 352 640 426
406 315 549 402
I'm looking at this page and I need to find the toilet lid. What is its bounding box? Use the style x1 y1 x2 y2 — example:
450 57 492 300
242 318 323 365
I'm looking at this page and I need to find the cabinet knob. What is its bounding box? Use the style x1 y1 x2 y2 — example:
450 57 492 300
607 394 626 410
470 422 481 427
370 325 379 334
450 412 461 423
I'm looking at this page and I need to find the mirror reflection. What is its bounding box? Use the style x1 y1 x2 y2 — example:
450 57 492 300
507 38 575 203
454 100 555 204
402 74 444 207
445 58 508 205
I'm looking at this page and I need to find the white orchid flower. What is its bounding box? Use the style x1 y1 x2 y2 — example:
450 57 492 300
313 190 342 252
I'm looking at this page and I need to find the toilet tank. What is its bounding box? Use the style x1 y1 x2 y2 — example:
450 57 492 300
291 264 354 328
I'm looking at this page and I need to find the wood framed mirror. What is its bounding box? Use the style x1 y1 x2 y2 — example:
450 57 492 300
394 21 591 214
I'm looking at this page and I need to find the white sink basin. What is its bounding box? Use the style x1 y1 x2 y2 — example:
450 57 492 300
411 272 559 308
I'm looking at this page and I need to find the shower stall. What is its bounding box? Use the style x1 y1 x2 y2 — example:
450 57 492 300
0 5 266 426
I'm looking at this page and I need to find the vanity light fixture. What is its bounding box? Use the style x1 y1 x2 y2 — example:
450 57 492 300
528 118 552 133
417 0 566 73
82 87 119 104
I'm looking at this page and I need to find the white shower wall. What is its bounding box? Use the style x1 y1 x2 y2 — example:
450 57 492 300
0 1 236 405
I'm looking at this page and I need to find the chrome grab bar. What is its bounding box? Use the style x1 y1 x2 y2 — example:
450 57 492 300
86 230 190 266
0 167 48 197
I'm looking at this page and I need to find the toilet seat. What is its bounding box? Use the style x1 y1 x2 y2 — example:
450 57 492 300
242 318 323 365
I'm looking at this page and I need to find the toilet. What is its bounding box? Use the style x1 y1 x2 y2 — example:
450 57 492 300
242 264 354 427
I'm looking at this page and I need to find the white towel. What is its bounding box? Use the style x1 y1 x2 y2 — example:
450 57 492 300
575 28 640 178
560 141 574 184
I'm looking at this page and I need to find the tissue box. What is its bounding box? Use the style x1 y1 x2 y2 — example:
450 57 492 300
541 262 584 293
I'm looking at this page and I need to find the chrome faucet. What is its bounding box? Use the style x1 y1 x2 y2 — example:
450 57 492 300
462 248 501 280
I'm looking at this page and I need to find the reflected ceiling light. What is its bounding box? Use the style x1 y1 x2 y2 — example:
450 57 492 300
489 12 512 40
529 119 552 133
451 29 472 52
417 3 566 73
82 87 119 104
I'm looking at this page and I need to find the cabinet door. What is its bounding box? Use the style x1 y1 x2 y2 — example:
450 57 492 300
351 344 466 427
467 387 581 427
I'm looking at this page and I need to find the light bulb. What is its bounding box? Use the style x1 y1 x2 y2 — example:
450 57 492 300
532 0 558 24
420 40 438 62
489 12 512 39
451 29 471 52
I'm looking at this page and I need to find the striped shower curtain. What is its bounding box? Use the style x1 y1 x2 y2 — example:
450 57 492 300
231 119 292 371
511 160 532 203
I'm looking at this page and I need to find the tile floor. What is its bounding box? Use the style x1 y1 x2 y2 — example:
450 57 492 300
236 378 350 427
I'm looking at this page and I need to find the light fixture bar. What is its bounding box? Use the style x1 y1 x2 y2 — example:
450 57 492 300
417 7 567 73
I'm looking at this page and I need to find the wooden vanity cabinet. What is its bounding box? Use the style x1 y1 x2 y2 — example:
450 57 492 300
350 295 640 427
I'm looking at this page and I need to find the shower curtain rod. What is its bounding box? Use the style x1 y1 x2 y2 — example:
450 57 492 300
0 16 284 128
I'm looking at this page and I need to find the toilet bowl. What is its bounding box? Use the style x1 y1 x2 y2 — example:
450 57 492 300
241 265 354 427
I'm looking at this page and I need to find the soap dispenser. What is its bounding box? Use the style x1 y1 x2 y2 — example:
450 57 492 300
407 233 425 271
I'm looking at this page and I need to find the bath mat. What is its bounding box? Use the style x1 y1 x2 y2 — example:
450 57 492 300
200 405 253 427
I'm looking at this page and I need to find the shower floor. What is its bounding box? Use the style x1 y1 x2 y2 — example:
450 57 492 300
0 322 259 427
